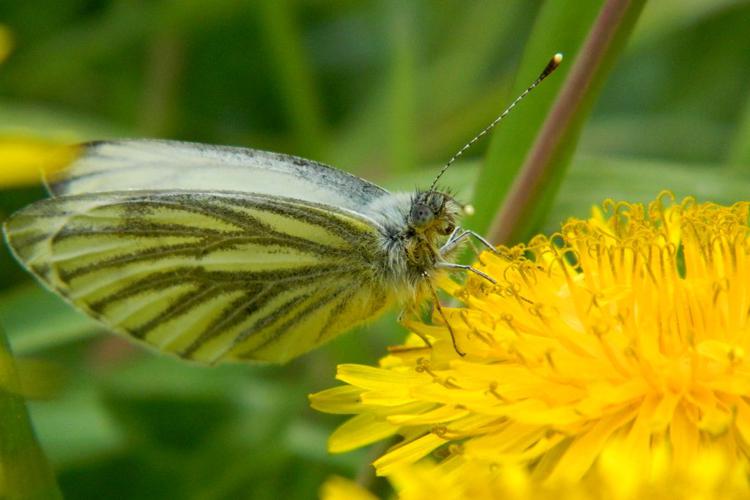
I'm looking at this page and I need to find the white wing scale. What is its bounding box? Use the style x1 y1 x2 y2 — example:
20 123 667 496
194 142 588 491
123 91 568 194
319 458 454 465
49 139 390 215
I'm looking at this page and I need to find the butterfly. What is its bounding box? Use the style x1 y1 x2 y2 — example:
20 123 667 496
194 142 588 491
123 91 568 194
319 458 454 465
3 54 561 364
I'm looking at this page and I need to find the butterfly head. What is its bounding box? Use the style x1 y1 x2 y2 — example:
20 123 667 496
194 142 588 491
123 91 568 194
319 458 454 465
408 190 461 237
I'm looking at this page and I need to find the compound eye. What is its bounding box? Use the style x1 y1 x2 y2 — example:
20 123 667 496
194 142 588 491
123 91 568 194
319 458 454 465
411 204 433 226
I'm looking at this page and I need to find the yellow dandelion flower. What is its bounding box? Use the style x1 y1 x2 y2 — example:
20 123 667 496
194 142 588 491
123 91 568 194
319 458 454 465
320 440 750 499
311 193 750 488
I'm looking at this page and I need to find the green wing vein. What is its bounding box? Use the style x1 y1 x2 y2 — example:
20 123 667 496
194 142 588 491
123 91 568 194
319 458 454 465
4 191 393 363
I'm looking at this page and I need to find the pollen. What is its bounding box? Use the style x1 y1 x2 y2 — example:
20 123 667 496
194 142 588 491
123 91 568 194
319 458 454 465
310 193 750 489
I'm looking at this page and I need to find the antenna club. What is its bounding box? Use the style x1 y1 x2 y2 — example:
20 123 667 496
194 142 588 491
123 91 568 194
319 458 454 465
541 52 564 78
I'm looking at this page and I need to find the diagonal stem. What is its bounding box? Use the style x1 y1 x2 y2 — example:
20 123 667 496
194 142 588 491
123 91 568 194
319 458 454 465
488 0 647 244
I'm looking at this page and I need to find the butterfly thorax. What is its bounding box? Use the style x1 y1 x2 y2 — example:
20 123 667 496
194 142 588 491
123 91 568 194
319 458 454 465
371 190 461 296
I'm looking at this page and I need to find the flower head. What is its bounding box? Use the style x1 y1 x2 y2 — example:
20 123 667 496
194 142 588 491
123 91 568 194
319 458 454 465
311 193 750 488
320 440 750 500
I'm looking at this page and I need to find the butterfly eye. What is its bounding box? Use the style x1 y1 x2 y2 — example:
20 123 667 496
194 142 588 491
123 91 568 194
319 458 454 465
410 203 434 227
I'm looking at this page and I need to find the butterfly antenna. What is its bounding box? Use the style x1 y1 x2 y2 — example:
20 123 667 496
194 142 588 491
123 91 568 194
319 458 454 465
429 53 563 192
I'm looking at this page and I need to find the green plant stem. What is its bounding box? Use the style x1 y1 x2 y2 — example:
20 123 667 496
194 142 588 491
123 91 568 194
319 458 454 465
387 0 418 174
0 326 61 500
487 0 647 244
466 0 603 238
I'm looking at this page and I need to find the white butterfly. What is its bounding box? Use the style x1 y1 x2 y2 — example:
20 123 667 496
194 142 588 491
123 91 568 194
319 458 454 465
3 54 561 363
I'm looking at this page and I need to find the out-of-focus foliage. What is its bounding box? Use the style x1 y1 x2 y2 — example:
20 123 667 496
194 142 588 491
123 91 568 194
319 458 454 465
1 1 750 499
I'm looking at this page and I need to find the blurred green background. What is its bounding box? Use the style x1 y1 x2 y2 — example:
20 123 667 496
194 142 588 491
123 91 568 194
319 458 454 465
1 1 750 498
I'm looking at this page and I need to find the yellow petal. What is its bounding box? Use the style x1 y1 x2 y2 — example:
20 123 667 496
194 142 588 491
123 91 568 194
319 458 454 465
319 476 377 500
374 433 446 476
669 404 699 469
546 409 635 482
387 404 468 425
309 386 365 414
336 364 428 391
329 413 398 453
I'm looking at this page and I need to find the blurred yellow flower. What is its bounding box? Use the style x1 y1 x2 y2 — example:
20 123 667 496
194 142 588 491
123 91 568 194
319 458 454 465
0 137 80 188
319 476 378 500
311 193 750 493
321 440 749 500
0 27 81 188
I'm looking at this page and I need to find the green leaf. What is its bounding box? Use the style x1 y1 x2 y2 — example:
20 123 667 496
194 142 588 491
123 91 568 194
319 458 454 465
0 284 99 355
0 326 61 500
468 0 648 244
466 0 602 235
385 0 418 173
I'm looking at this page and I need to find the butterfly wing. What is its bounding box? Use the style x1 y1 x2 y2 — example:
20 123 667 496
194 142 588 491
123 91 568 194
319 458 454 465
4 191 394 363
49 140 389 214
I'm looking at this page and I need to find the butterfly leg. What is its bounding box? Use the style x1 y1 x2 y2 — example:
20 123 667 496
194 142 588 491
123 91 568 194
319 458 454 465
440 227 498 256
445 225 463 244
397 307 433 348
462 229 497 254
424 272 465 356
440 227 468 254
436 262 496 285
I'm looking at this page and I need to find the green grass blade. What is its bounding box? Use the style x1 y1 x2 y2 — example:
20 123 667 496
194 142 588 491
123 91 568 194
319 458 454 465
468 0 647 245
490 0 648 244
465 0 603 236
0 326 61 500
257 0 326 160
386 1 418 173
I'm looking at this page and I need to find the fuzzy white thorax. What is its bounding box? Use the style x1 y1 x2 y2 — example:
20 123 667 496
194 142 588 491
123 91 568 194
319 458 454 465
364 190 462 302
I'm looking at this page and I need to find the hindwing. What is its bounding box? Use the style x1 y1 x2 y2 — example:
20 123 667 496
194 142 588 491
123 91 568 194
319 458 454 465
4 191 393 363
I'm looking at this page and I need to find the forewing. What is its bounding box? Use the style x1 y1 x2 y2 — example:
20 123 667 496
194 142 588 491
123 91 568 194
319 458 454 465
4 191 393 363
49 140 389 214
